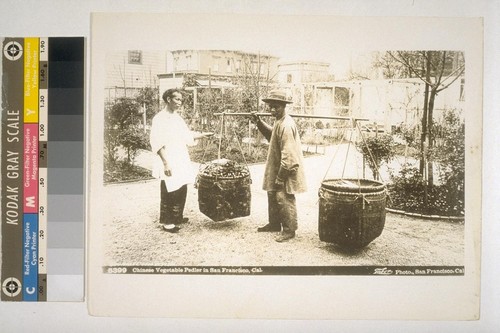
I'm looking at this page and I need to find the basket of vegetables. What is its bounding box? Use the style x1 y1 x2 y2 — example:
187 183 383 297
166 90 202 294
196 159 252 221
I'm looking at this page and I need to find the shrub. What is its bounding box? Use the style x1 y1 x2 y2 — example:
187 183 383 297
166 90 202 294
387 163 464 216
387 164 425 212
356 133 395 180
121 126 149 164
430 110 465 215
103 96 151 182
393 122 419 149
387 110 464 216
388 110 465 216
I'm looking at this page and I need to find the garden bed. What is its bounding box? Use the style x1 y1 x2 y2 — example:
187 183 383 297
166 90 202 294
104 161 153 184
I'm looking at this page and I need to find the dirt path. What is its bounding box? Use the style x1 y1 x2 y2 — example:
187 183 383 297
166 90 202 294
102 153 464 267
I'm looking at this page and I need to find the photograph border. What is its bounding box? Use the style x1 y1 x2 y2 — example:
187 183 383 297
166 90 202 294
87 13 482 320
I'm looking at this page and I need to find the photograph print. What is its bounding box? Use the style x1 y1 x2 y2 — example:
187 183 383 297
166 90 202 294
88 13 481 319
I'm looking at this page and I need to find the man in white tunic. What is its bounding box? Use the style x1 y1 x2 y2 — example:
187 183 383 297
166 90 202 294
150 89 211 232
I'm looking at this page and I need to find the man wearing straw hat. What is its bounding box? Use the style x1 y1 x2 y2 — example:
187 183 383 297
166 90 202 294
251 89 307 242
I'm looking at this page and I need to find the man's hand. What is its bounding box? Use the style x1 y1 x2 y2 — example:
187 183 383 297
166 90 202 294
275 178 285 190
163 163 172 177
249 111 260 124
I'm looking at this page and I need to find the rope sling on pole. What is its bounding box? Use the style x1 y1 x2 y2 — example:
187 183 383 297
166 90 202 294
317 118 388 250
217 112 225 160
196 111 252 222
199 113 387 249
210 110 387 249
210 111 386 184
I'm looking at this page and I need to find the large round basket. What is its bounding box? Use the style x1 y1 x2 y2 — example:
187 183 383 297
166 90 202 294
318 178 386 249
197 160 252 221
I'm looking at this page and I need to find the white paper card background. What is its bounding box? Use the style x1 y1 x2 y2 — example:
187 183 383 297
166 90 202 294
88 13 482 319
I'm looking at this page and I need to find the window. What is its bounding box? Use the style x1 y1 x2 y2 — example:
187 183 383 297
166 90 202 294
287 74 293 83
128 50 142 64
226 59 232 73
173 57 179 71
334 87 350 116
212 56 220 72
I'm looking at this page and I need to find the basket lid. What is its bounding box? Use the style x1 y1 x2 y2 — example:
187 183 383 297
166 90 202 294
321 178 385 193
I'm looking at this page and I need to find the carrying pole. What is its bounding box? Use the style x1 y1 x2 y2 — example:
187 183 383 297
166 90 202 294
213 112 370 123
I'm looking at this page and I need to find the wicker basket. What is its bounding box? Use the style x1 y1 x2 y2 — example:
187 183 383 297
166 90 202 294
318 178 386 249
197 160 252 221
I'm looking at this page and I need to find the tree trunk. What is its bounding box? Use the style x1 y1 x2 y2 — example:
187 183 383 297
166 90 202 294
420 62 430 175
421 52 432 209
427 88 437 187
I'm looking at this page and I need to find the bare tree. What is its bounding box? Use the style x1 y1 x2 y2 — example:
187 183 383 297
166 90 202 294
377 50 465 206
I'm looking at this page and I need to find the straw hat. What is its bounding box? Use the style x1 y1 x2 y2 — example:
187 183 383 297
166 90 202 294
262 89 292 104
